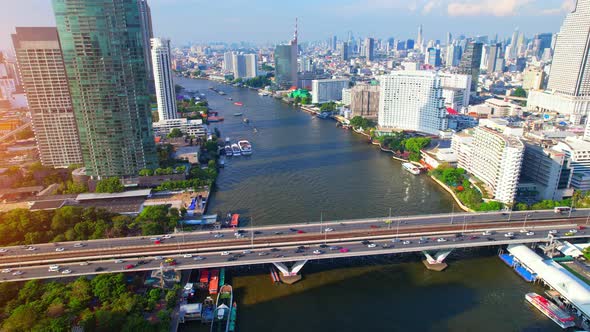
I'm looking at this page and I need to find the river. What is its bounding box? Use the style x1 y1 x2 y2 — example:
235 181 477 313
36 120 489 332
176 78 559 332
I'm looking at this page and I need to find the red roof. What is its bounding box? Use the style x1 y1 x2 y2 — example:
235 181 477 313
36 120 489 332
446 107 458 115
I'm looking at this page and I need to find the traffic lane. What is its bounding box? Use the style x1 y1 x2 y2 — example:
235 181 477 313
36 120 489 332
1 226 584 282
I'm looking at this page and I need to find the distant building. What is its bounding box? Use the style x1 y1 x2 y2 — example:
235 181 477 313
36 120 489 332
151 38 178 121
341 88 351 106
378 71 447 135
138 0 154 88
363 38 375 61
555 137 590 191
487 43 503 73
350 84 380 120
311 78 349 104
458 42 483 93
152 118 207 138
522 66 545 91
439 73 471 110
338 42 349 61
230 54 258 79
520 143 571 201
274 20 298 89
426 48 441 67
446 44 462 67
12 27 83 168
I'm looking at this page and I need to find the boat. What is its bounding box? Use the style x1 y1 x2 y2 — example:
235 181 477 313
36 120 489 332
231 144 241 156
228 303 237 332
402 162 421 175
225 137 231 143
234 102 243 106
525 293 575 329
219 91 226 96
243 118 250 124
253 128 258 133
230 214 239 228
225 145 233 156
238 140 252 155
200 269 210 284
219 157 225 168
317 112 332 119
209 269 219 295
202 296 215 323
208 116 224 122
233 113 243 116
210 285 233 332
219 268 225 287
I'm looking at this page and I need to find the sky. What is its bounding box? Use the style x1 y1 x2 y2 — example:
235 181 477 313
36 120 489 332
0 0 576 51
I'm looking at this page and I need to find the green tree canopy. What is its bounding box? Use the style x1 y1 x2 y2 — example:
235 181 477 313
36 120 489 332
95 177 124 193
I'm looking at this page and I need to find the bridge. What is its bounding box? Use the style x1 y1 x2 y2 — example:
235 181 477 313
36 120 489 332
1 209 589 282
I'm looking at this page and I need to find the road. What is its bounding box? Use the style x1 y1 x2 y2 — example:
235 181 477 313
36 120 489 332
0 220 587 283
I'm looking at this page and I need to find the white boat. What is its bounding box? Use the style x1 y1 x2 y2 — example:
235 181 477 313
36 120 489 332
224 145 233 156
231 144 241 156
525 293 576 329
402 162 421 175
238 140 252 155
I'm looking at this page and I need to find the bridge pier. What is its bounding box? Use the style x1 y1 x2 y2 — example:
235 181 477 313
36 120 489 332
422 249 453 271
272 260 307 284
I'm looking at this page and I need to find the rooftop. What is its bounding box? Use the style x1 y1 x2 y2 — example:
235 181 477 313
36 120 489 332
76 189 152 201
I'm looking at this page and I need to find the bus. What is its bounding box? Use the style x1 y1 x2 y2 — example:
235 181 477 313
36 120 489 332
554 206 571 214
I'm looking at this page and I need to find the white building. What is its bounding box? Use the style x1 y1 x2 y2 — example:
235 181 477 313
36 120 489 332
528 90 590 124
223 52 234 73
230 54 258 79
378 71 448 135
439 73 471 110
151 38 178 121
555 137 590 191
452 126 524 203
152 118 207 138
341 88 352 106
311 78 349 104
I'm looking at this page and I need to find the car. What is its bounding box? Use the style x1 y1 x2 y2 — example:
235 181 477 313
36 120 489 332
295 249 305 254
519 229 528 233
221 251 230 256
227 257 238 261
242 250 253 254
253 231 262 235
402 240 411 245
162 234 173 239
569 229 579 234
154 240 161 245
234 253 245 258
136 260 146 265
164 258 175 263
437 238 447 242
526 232 535 236
183 254 193 258
382 244 392 248
324 228 334 232
0 249 7 253
1 269 11 273
319 244 329 249
329 246 341 251
193 256 206 261
361 240 371 245
79 262 89 266
49 265 60 272
94 267 105 272
297 246 307 250
233 232 243 237
313 249 323 255
235 234 245 239
391 238 399 243
468 236 479 240
114 259 124 264
258 252 269 256
274 231 283 235
154 256 163 260
504 232 514 237
548 230 558 235
367 243 377 248
565 232 575 236
370 225 380 229
168 261 177 266
487 237 496 241
73 243 85 248
289 228 298 232
149 237 160 241
482 231 492 236
12 271 23 276
62 269 72 274
270 248 280 252
55 247 65 252
297 230 306 234
339 248 350 253
124 264 134 270
25 246 37 251
214 233 224 238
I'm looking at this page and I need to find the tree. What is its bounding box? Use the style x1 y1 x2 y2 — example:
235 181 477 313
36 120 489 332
95 177 124 193
2 303 39 332
139 168 153 176
512 87 527 98
167 128 183 138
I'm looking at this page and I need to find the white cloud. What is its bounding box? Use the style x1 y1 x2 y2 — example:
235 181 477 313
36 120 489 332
423 0 443 13
447 0 533 17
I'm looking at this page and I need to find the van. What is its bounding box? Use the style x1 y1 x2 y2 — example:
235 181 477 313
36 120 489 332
48 265 59 272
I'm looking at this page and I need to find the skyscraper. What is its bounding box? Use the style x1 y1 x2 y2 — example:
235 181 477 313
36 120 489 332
427 47 441 67
338 42 349 61
274 19 298 89
458 42 483 93
223 52 234 73
52 0 158 178
378 71 448 135
487 43 503 73
364 38 375 61
509 28 519 59
12 27 83 168
417 24 423 50
547 0 590 97
138 0 154 88
151 38 178 122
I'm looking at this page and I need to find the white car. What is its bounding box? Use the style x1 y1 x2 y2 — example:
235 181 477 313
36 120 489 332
482 231 492 236
114 259 124 264
0 248 8 253
149 237 160 241
313 249 323 255
55 247 65 252
437 238 447 242
519 229 528 233
183 254 193 258
402 240 411 245
324 228 334 232
258 252 269 256
193 256 206 261
221 251 230 256
154 256 163 260
504 232 514 237
569 229 579 234
391 238 399 243
526 232 535 236
25 246 37 251
1 268 12 273
61 269 72 274
242 250 253 254
367 243 377 248
73 243 85 248
214 233 224 238
12 271 23 276
162 234 173 239
48 265 60 272
548 230 558 235
79 262 89 266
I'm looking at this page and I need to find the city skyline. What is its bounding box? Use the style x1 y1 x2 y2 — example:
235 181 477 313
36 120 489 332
0 0 576 51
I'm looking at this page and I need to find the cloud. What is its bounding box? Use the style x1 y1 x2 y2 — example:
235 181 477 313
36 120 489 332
423 0 443 13
447 0 533 16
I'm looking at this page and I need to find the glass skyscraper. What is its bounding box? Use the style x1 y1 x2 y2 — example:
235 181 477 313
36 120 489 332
458 42 483 93
52 0 158 178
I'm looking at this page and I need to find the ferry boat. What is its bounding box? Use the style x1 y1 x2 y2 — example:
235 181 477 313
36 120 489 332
238 140 252 155
209 269 219 295
402 162 421 175
210 285 233 332
231 144 241 156
228 303 237 332
224 145 233 156
525 293 575 329
202 296 215 323
233 112 243 116
243 118 250 124
233 102 243 106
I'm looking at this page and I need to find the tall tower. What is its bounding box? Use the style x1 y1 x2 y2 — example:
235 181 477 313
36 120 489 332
547 0 590 97
458 42 483 93
151 38 178 122
417 24 424 50
138 0 154 88
290 18 299 88
52 0 158 178
12 27 83 168
364 37 375 61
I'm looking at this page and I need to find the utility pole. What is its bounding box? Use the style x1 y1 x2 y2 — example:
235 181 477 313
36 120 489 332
451 205 455 225
586 211 590 225
523 213 528 231
251 217 254 249
320 212 323 234
569 195 575 218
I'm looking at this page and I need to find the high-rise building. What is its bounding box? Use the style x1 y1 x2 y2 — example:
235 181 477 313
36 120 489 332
439 73 472 110
522 66 546 91
12 27 83 168
350 84 380 120
223 52 234 73
532 33 553 58
52 0 158 178
446 44 462 67
274 19 298 89
338 42 349 61
417 24 423 50
331 35 337 51
509 28 519 59
406 39 415 50
311 78 349 104
446 32 452 45
458 42 483 93
363 38 375 61
244 54 258 78
426 47 441 67
378 71 447 135
487 43 503 73
151 38 178 122
138 0 154 88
